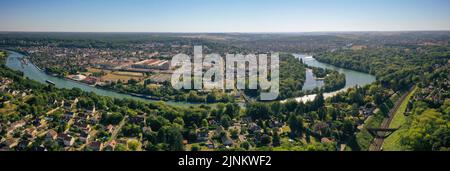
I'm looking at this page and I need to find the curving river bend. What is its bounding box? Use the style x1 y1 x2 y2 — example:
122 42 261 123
287 54 376 103
5 51 376 105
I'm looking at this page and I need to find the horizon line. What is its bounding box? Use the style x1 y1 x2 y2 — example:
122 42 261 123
1 30 450 34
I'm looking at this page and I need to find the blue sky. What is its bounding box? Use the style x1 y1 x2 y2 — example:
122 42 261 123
0 0 449 32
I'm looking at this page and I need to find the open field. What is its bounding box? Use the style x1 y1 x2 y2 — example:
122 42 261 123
101 71 146 83
114 71 144 77
148 73 171 83
87 67 112 74
382 86 418 151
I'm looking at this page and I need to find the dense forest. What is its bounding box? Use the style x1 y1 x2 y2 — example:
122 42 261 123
315 46 449 91
278 54 307 99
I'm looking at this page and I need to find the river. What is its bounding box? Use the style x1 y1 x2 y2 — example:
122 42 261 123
5 51 376 105
5 51 197 107
284 54 376 103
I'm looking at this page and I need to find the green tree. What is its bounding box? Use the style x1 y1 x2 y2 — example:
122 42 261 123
273 132 281 147
401 109 450 151
220 114 232 129
288 115 304 138
224 103 240 118
246 102 273 120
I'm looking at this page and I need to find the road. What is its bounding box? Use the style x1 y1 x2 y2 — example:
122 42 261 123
46 107 60 115
369 86 415 151
103 115 128 150
63 99 78 133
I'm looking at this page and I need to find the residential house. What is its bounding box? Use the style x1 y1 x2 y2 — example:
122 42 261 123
3 138 18 149
58 133 75 146
46 130 58 141
87 141 103 151
248 123 262 133
321 137 335 144
241 117 252 125
221 136 234 147
16 140 30 151
103 140 117 151
78 131 90 144
106 124 115 134
10 120 26 130
205 140 215 149
359 103 376 117
238 135 246 143
196 131 209 142
24 127 37 139
128 116 145 126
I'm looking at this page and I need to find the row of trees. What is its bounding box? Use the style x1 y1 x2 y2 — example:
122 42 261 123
101 79 235 103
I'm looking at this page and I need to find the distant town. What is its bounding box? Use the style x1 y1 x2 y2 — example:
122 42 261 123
20 45 185 86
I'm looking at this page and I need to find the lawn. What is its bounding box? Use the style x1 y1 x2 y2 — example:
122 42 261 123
382 86 418 151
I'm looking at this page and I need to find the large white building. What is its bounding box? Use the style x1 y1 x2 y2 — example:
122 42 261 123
132 59 172 70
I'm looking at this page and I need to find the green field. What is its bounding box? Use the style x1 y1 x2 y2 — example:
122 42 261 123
382 86 418 151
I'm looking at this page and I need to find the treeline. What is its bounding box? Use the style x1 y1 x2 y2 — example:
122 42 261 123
323 72 346 92
309 66 346 93
311 67 328 78
99 80 235 103
314 46 450 91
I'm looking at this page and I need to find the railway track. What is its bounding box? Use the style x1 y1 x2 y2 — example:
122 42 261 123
369 86 415 151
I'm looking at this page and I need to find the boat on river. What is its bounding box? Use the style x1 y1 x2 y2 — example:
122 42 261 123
45 80 56 85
